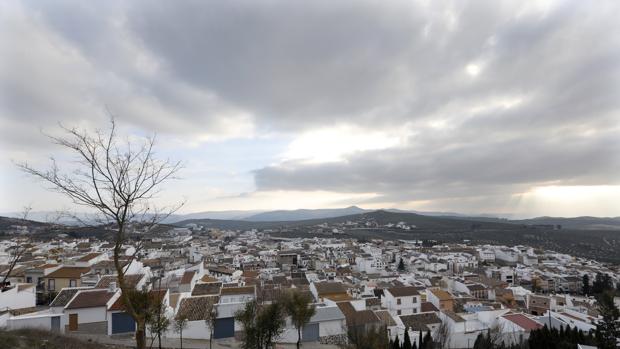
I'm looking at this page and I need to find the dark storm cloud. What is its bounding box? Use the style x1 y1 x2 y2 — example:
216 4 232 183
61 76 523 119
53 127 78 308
255 131 620 201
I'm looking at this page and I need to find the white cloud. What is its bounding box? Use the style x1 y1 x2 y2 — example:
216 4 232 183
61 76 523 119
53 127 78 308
281 125 408 164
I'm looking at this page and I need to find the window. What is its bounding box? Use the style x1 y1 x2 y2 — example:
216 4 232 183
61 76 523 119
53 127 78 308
397 310 402 315
69 279 77 287
26 277 32 283
48 279 55 291
397 298 402 305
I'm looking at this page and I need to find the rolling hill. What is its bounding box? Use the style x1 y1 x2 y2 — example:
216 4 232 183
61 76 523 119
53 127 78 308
174 209 525 232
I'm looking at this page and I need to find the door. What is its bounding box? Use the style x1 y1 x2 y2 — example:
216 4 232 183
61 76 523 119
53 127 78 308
68 313 78 331
112 312 136 334
213 317 235 339
302 323 319 342
51 316 60 332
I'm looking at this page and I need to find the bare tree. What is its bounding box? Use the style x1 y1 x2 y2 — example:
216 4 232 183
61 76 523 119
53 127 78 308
20 204 33 220
204 296 219 349
1 244 26 288
434 320 451 349
17 119 182 349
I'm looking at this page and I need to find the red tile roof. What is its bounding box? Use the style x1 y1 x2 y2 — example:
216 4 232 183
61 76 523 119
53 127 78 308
387 286 420 297
180 271 196 284
65 289 116 309
421 302 439 312
77 253 102 262
503 313 543 331
45 267 91 279
109 289 167 311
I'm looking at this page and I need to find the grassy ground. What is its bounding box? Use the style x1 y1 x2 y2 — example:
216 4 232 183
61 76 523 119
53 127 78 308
0 328 118 349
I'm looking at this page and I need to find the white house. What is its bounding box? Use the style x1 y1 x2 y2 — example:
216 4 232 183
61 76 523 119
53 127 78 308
382 286 421 316
278 305 347 344
64 288 120 334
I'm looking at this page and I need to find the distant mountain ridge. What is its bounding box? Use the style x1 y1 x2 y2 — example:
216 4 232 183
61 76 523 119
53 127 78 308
242 206 367 221
173 209 525 232
3 208 620 230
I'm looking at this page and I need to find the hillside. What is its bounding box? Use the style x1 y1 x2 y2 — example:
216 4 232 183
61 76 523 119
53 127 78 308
511 216 620 230
243 206 367 221
175 210 525 232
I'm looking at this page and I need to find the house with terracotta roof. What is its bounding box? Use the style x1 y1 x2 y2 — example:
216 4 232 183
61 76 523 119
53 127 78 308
23 263 60 293
497 313 543 343
219 285 255 304
49 286 93 313
526 294 550 315
310 281 349 302
107 289 171 336
63 288 120 334
170 295 223 340
337 301 382 335
382 286 421 316
74 252 106 266
41 266 91 292
399 312 442 346
427 288 455 312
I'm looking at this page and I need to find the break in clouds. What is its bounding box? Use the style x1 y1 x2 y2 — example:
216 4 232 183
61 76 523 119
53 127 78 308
1 0 619 214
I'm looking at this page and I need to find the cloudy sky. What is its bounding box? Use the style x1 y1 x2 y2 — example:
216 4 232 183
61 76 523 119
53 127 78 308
1 0 619 218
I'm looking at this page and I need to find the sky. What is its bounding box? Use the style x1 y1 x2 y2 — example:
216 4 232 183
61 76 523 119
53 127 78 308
1 0 619 218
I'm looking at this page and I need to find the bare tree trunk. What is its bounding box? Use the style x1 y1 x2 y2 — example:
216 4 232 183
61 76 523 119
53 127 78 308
136 320 147 349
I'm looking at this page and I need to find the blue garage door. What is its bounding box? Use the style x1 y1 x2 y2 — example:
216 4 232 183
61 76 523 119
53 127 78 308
213 317 235 339
302 323 319 342
51 316 60 332
112 312 136 334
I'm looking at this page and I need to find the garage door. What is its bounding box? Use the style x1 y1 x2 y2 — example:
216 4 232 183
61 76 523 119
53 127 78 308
112 312 135 334
302 323 319 342
51 316 60 332
213 317 235 339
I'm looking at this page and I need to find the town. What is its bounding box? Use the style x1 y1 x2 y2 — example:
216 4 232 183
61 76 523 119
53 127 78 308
1 218 618 348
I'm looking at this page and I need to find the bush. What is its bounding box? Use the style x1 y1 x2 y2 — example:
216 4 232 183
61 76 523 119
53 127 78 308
0 328 111 349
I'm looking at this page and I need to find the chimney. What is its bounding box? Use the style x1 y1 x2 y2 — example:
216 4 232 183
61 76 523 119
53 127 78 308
109 281 117 292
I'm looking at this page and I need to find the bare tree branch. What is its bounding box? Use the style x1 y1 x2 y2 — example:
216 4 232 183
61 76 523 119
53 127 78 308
17 118 182 349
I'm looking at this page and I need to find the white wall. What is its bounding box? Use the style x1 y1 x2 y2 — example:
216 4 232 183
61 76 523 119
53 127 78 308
179 320 210 339
319 319 346 337
65 306 108 323
276 318 346 343
0 285 36 310
7 312 67 333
